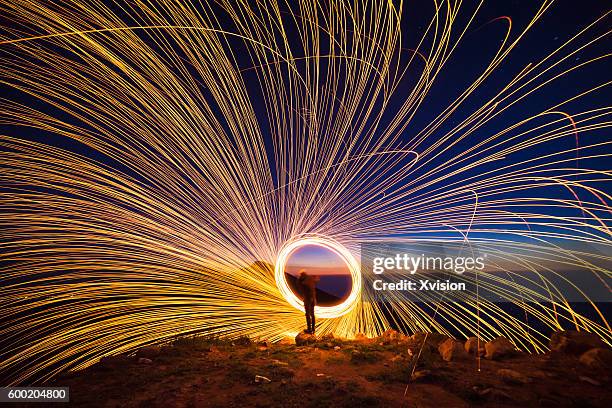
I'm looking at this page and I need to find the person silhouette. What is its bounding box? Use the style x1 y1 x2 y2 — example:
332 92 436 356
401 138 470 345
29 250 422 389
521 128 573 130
298 270 319 334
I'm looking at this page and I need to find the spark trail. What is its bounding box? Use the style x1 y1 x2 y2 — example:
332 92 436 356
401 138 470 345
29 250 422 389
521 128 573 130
0 0 610 385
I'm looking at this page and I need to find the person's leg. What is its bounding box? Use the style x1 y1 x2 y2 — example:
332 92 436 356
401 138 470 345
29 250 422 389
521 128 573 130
304 300 312 333
308 303 315 334
305 311 311 333
311 310 315 333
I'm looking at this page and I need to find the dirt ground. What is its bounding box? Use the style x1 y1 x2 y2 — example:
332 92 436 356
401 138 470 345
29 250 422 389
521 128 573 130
20 335 612 408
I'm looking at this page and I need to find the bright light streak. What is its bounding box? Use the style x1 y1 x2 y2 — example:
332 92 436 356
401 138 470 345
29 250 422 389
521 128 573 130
275 235 361 318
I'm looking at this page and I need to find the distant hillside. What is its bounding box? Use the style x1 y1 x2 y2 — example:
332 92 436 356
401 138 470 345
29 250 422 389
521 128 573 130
285 273 346 306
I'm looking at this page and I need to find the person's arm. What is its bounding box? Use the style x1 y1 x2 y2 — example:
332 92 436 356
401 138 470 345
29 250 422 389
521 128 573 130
297 280 304 299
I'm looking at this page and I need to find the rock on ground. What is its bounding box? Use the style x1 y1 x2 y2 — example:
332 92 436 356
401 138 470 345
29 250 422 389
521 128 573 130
295 331 317 346
438 338 469 362
579 347 612 370
549 330 605 355
409 332 450 347
485 337 516 360
379 329 407 345
464 337 485 357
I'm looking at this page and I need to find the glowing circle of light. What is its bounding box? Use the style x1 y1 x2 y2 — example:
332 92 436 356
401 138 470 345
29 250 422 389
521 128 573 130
275 236 361 318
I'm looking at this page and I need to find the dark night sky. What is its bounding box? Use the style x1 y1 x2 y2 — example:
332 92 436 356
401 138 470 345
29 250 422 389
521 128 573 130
1 0 609 228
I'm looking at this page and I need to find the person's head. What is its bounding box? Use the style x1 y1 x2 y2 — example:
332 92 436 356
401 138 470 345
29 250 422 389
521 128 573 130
298 269 307 278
